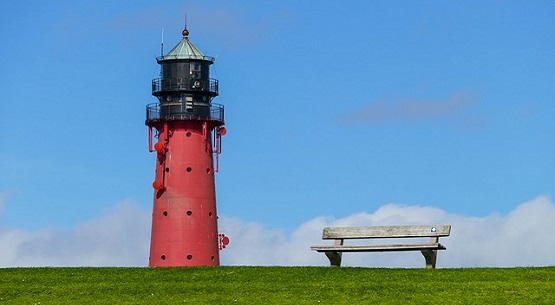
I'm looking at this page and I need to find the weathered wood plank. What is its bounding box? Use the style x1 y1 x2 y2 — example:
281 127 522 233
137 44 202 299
311 243 446 252
322 225 451 239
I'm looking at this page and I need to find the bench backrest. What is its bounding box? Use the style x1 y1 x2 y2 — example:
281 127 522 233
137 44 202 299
322 225 451 240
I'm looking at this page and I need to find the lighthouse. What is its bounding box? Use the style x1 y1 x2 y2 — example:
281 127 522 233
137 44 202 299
146 27 227 267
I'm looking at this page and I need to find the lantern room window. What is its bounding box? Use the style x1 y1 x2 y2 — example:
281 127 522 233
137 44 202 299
190 63 201 79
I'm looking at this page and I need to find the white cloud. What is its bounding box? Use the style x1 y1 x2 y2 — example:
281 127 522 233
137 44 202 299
219 196 555 268
109 3 276 49
0 200 150 267
0 192 6 215
343 90 481 124
1 196 554 268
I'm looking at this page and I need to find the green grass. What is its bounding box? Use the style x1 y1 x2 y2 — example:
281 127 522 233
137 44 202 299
1 267 554 304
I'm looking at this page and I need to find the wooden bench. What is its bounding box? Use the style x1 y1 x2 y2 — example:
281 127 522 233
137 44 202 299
311 225 451 269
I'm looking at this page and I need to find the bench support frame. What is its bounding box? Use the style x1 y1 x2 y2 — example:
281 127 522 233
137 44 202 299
323 249 438 268
420 249 437 269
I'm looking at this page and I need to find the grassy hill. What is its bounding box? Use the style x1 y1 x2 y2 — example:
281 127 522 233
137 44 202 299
1 266 554 304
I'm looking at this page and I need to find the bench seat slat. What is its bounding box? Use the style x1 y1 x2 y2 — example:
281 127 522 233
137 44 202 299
311 243 446 252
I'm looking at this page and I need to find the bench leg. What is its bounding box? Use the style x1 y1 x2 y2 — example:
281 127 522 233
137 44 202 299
324 251 342 267
420 250 437 269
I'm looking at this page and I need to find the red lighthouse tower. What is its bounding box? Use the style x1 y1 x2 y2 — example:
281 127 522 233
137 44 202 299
146 27 226 267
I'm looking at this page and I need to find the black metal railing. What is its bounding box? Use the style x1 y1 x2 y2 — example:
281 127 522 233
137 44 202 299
152 78 218 96
145 103 224 124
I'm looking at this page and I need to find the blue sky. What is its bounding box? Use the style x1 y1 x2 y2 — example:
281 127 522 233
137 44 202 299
1 1 554 267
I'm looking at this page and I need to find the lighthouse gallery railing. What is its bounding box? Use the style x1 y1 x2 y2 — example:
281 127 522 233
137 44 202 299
146 103 224 124
152 78 219 96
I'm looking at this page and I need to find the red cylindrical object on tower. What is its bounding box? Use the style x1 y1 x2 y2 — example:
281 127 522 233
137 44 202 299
145 28 225 267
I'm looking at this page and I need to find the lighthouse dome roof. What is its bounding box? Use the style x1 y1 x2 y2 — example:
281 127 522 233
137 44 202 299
157 30 214 62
